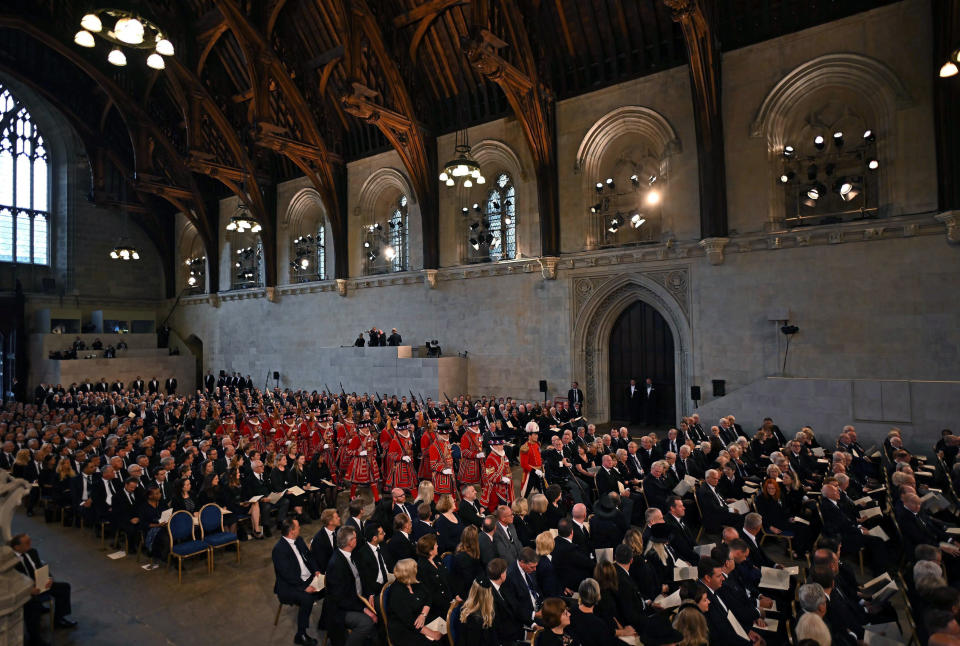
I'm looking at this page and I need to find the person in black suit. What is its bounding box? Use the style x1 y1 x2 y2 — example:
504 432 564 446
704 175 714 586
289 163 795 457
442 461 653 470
309 508 340 574
131 376 144 393
626 379 642 425
664 496 699 563
165 377 177 395
595 454 623 498
11 533 78 643
642 461 672 511
147 377 159 394
819 483 887 574
487 558 526 644
553 519 594 594
457 485 484 528
696 469 743 533
411 504 437 543
740 513 777 569
897 492 954 555
501 548 541 630
112 477 144 551
91 465 119 524
385 558 444 645
641 378 657 426
322 525 377 646
272 519 323 645
809 565 866 640
567 382 584 410
698 557 753 646
478 516 497 565
203 370 215 392
613 544 649 633
384 513 415 569
353 523 390 599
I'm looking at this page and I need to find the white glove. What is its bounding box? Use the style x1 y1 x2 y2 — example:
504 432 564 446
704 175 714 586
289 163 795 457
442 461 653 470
323 444 329 449
402 456 412 463
476 452 485 458
535 469 543 477
443 468 453 475
501 476 511 484
360 450 368 456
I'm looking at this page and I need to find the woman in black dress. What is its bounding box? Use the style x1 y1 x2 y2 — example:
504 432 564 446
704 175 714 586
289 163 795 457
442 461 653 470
644 523 680 593
449 525 484 600
386 558 445 645
433 494 463 555
456 577 499 646
756 477 808 557
539 597 581 646
415 533 454 619
285 453 308 518
512 497 533 548
171 477 196 513
567 578 634 646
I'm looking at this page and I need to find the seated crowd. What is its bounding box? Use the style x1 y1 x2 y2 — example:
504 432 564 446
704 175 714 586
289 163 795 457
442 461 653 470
3 379 960 646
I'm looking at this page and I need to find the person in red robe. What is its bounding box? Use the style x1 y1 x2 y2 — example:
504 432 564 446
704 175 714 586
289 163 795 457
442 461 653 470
298 412 321 460
318 415 338 483
429 425 456 496
344 421 381 501
215 412 237 441
458 417 484 487
519 426 545 498
480 436 514 512
384 421 418 491
418 423 437 482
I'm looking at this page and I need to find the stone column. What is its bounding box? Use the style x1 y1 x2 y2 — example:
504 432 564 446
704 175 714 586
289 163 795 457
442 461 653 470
0 471 32 646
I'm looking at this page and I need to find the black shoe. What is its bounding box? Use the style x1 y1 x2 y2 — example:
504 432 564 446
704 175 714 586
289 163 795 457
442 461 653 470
293 633 317 645
55 617 78 629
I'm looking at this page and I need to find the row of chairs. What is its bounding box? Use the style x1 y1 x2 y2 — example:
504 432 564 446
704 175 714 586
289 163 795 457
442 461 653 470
165 505 241 582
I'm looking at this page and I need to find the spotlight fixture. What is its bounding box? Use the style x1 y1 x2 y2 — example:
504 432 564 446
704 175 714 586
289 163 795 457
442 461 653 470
469 222 480 231
814 135 825 150
824 163 835 177
783 145 795 157
595 182 604 193
807 164 818 181
806 186 820 200
868 158 879 170
780 171 796 184
589 203 602 214
833 131 844 148
645 190 661 206
469 238 479 250
363 241 370 248
187 276 197 286
838 179 861 202
473 203 482 213
630 213 646 229
630 174 640 187
605 178 615 190
863 129 875 142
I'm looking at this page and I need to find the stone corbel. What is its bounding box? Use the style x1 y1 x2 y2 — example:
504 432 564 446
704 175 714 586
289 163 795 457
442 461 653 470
208 293 220 308
265 286 278 303
935 211 960 244
424 269 439 289
698 237 730 265
335 279 348 297
538 256 559 280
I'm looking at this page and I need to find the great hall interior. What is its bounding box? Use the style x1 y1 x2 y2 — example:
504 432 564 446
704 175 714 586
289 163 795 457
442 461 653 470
1 1 959 645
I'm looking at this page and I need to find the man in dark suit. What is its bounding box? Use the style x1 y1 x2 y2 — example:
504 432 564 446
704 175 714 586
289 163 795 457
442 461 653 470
488 558 526 644
411 504 437 542
147 377 160 394
112 477 144 551
664 496 699 563
643 461 672 511
322 525 377 646
272 519 324 645
897 492 952 554
553 519 595 594
204 370 216 392
641 378 657 426
492 505 522 562
165 377 177 395
478 516 497 565
91 465 119 524
740 513 777 569
699 557 753 646
457 485 484 528
131 376 144 393
353 524 389 599
820 483 887 574
626 379 642 425
659 428 682 456
567 381 584 410
11 533 78 641
696 469 743 532
309 508 340 574
596 454 623 498
344 499 365 536
502 548 541 629
810 565 866 640
637 436 662 473
613 545 648 632
384 513 415 569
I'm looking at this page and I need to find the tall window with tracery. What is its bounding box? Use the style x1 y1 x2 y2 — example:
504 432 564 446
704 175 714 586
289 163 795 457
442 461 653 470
388 195 408 272
483 173 516 261
0 84 49 265
291 226 325 282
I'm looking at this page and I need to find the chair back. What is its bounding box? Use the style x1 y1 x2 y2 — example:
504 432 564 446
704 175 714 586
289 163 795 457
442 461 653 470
446 599 462 646
380 581 394 646
199 503 223 537
442 551 454 571
168 510 196 543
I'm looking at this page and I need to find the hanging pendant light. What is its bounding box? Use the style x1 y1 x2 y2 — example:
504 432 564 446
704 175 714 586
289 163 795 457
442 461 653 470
439 127 484 189
110 180 141 261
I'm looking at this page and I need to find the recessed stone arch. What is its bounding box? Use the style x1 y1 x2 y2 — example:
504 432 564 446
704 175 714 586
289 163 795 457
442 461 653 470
575 106 682 180
281 187 333 283
750 53 913 223
355 167 416 219
572 272 693 425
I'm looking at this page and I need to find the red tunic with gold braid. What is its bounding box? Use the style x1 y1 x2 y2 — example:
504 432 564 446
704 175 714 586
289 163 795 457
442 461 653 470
480 450 515 511
242 420 265 453
379 425 395 454
319 424 338 482
345 431 381 484
428 438 456 495
418 430 436 481
215 421 236 441
519 440 544 497
457 430 484 486
385 432 418 490
298 421 321 460
336 421 356 475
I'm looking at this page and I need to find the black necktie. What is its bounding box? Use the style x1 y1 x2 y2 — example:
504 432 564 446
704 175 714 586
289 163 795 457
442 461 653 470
525 573 541 604
376 547 388 581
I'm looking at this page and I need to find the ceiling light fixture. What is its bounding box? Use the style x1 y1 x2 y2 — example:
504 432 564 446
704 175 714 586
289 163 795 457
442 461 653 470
74 30 95 47
73 9 175 70
439 127 484 188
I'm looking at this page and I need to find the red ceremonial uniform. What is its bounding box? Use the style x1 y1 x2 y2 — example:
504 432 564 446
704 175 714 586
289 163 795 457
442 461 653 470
428 438 456 495
336 421 356 475
385 432 418 490
298 421 321 460
319 424 338 482
457 430 484 486
345 432 381 484
418 429 436 481
519 440 544 497
480 450 514 511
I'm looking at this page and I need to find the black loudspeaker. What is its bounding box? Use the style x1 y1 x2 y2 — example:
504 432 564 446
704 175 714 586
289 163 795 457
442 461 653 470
690 386 701 401
273 371 280 380
538 380 547 393
712 379 726 397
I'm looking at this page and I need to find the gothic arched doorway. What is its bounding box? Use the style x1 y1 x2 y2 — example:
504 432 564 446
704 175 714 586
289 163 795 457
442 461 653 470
609 300 676 427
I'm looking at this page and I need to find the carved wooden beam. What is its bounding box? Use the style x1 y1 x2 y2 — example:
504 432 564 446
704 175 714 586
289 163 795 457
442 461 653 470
214 0 349 280
665 0 728 239
463 4 560 257
341 0 440 270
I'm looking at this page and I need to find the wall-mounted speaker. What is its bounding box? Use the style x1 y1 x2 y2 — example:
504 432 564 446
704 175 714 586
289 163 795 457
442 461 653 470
690 386 701 400
538 380 547 393
712 379 726 398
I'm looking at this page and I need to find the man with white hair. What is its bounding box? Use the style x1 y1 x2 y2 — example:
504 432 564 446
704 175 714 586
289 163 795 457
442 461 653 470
820 482 888 574
696 468 744 532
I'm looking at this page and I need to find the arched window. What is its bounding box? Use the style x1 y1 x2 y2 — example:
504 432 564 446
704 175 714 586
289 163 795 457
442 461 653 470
388 195 408 272
0 83 49 264
232 237 262 289
483 173 516 261
291 226 326 282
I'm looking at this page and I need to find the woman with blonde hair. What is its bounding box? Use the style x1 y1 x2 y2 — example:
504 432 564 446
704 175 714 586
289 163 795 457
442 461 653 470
413 480 436 515
386 558 444 645
11 449 40 516
511 496 532 546
622 527 662 599
457 577 497 646
795 611 832 646
54 457 76 509
672 603 710 646
535 530 562 596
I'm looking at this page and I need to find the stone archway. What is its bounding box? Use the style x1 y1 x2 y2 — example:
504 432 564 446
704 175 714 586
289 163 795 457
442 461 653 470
571 271 693 425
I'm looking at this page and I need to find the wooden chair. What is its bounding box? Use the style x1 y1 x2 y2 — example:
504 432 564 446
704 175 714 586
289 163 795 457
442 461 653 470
446 599 462 646
380 581 395 646
166 510 211 583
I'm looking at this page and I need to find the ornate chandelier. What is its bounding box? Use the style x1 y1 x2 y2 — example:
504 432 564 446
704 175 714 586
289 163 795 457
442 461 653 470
110 244 140 261
439 128 485 188
225 180 261 233
73 9 175 70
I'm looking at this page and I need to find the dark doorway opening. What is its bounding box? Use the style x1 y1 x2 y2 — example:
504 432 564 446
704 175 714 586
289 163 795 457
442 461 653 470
183 334 203 391
609 300 676 427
